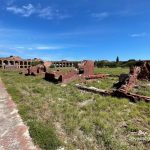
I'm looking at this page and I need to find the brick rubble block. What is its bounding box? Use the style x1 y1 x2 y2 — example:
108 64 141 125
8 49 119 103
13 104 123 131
0 79 39 150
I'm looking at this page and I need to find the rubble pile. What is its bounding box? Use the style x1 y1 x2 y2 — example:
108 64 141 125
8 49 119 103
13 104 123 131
138 61 150 80
45 60 107 83
76 61 150 103
25 64 46 76
118 67 141 92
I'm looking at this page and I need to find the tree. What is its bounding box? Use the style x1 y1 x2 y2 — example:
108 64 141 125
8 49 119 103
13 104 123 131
50 64 55 68
116 56 119 63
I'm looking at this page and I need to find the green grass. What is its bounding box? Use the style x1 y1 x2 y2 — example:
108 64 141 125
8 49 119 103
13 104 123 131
0 68 150 150
131 80 150 97
84 77 118 90
85 67 129 90
48 67 75 73
94 67 129 75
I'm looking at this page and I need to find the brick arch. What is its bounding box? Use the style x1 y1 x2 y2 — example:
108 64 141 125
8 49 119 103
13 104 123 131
3 60 9 65
10 61 14 65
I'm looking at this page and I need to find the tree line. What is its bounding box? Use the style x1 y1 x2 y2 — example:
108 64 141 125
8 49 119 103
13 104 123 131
94 57 143 68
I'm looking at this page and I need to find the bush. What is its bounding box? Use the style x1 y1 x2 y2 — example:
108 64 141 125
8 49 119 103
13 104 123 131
31 61 43 66
50 64 55 68
95 60 142 68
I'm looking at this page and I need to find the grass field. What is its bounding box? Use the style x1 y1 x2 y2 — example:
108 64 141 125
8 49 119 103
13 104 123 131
0 67 150 150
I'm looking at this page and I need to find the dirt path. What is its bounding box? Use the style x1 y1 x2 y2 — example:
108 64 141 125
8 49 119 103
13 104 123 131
0 79 38 150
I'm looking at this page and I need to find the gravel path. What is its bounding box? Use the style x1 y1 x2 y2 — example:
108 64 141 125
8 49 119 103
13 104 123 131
0 78 38 150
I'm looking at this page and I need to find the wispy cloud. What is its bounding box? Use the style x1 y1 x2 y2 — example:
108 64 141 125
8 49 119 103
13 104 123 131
6 4 35 17
38 7 70 20
0 44 63 51
130 32 147 38
91 9 142 21
6 3 70 20
0 44 64 60
36 46 63 50
91 12 109 20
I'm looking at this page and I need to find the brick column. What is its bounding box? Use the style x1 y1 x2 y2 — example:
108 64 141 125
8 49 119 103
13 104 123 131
7 60 10 66
2 60 4 69
23 61 25 68
18 61 20 68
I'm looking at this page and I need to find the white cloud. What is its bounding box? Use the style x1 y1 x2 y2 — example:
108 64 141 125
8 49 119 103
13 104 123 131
6 4 35 17
38 7 53 20
130 32 146 38
6 4 70 20
91 12 109 20
91 9 142 21
36 46 62 50
0 43 63 51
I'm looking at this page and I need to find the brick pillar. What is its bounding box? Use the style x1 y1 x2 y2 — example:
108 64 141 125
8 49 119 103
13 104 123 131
23 61 24 68
27 61 29 68
8 61 10 66
2 60 4 69
18 61 20 68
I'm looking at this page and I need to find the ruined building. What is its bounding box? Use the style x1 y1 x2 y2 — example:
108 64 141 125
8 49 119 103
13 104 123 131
0 56 32 69
52 60 78 67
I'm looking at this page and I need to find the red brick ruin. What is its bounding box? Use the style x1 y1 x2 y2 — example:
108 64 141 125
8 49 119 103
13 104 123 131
25 64 46 76
117 61 150 93
0 56 32 69
1 56 150 102
45 60 106 83
77 61 150 103
45 60 95 83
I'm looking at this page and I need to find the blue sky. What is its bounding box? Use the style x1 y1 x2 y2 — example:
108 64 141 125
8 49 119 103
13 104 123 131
0 0 150 61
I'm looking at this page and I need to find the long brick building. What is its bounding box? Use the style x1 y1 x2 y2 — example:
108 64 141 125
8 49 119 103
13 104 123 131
52 60 79 67
0 56 79 69
0 56 32 69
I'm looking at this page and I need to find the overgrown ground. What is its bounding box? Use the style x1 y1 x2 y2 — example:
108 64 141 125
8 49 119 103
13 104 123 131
131 80 150 97
0 68 150 150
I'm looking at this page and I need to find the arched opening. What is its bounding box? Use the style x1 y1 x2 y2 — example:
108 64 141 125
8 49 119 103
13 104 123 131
4 60 8 65
20 61 23 65
10 61 14 66
15 61 19 66
24 61 27 65
20 61 23 68
28 61 31 66
0 60 2 68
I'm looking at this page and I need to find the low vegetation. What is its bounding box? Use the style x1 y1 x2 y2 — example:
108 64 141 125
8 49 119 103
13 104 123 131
131 80 150 97
94 59 142 68
0 68 150 150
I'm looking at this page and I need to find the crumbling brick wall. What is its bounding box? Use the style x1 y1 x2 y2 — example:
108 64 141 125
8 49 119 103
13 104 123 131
45 70 78 83
119 67 141 92
25 64 46 76
78 60 94 76
138 61 150 80
45 60 100 83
